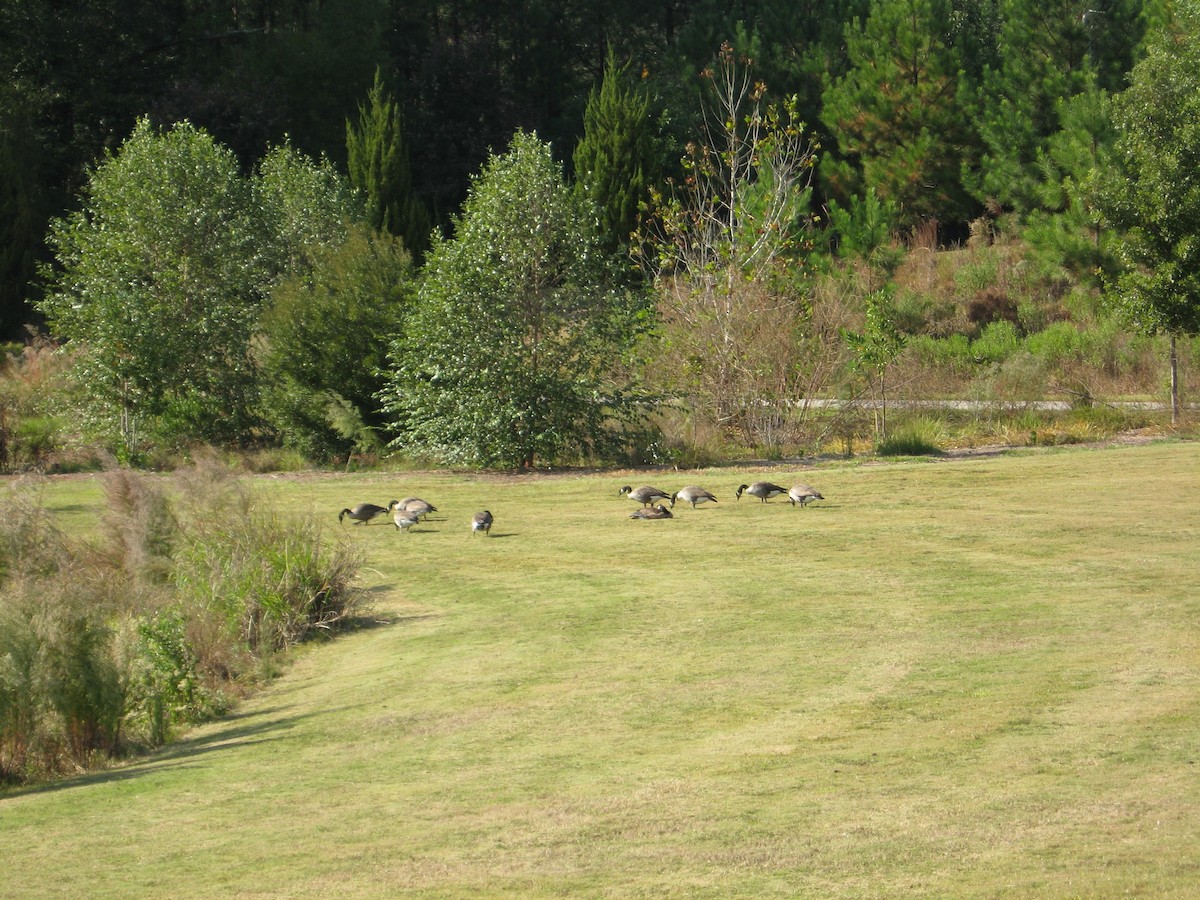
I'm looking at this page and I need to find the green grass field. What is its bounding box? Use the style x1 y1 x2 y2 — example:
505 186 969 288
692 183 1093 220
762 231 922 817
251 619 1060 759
3 441 1199 897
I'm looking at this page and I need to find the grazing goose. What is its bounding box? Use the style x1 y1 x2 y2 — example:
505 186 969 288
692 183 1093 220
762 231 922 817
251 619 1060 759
393 497 437 520
788 484 825 507
630 503 673 520
393 508 421 532
338 502 391 525
672 485 718 509
735 481 788 503
619 485 674 507
471 510 493 536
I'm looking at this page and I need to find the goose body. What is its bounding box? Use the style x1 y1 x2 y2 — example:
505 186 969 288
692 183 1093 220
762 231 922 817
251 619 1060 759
619 485 674 507
471 510 493 536
393 497 437 519
630 503 673 520
736 481 788 503
339 502 389 525
393 509 420 532
672 485 717 509
788 484 825 507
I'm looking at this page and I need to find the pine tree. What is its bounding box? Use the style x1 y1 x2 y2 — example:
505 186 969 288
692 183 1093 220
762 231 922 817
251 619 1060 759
821 0 975 233
573 49 662 259
966 0 1145 216
346 68 431 261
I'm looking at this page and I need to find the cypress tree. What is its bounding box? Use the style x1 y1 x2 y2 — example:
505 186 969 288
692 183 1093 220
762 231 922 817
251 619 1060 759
346 68 431 262
573 49 661 259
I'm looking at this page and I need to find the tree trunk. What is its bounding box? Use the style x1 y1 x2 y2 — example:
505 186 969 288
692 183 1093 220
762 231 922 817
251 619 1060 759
1170 333 1179 426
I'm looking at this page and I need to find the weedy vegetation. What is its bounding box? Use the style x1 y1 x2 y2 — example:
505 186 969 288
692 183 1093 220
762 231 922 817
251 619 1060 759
0 461 363 783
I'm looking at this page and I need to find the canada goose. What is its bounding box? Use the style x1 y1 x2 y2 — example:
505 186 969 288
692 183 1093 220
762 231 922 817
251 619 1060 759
735 481 788 503
619 485 674 507
630 503 673 520
471 510 493 536
788 484 825 507
393 509 420 532
392 497 437 519
338 502 391 525
672 485 718 509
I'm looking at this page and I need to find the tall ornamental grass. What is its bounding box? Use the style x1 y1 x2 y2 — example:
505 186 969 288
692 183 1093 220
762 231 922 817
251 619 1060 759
0 465 363 785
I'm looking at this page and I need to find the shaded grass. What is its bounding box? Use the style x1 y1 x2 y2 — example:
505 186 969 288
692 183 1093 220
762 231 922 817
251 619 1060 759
2 441 1199 896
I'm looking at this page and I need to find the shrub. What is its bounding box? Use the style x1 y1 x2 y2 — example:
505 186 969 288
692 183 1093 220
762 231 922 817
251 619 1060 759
1025 321 1085 367
954 255 999 295
875 417 945 456
125 609 211 747
971 320 1022 364
0 462 364 784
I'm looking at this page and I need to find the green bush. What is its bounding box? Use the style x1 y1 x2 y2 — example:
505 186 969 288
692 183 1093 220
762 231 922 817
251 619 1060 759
971 320 1022 364
905 333 974 377
126 609 210 747
954 255 999 295
41 600 124 761
1024 321 1085 366
174 506 363 653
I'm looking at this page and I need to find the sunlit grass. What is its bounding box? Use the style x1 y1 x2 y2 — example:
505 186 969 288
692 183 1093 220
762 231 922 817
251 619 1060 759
4 440 1199 897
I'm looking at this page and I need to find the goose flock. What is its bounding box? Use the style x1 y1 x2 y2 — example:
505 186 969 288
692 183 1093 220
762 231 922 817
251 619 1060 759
623 480 825 520
338 479 826 535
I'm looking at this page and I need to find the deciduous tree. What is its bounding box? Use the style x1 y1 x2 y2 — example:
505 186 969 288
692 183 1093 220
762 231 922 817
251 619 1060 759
642 44 821 445
1091 4 1200 422
381 131 651 468
38 119 266 453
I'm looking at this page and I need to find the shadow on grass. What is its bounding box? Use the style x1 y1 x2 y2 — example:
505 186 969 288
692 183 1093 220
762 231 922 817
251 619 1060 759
2 706 322 800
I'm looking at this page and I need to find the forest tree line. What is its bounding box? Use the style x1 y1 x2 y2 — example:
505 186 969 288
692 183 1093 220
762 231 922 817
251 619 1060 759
2 0 1199 467
1 0 1168 333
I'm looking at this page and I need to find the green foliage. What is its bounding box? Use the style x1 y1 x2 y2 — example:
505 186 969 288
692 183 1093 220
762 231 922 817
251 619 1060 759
844 286 907 440
36 119 366 458
1023 83 1119 283
845 287 906 376
826 187 904 273
41 603 124 760
1092 5 1200 338
966 0 1145 216
258 224 413 462
128 609 205 747
38 119 267 452
346 68 431 262
822 0 975 229
173 500 362 653
382 131 652 468
970 319 1022 363
573 49 663 257
256 141 360 282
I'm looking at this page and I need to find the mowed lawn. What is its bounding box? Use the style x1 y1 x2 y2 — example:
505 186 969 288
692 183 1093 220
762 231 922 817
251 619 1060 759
3 441 1199 897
